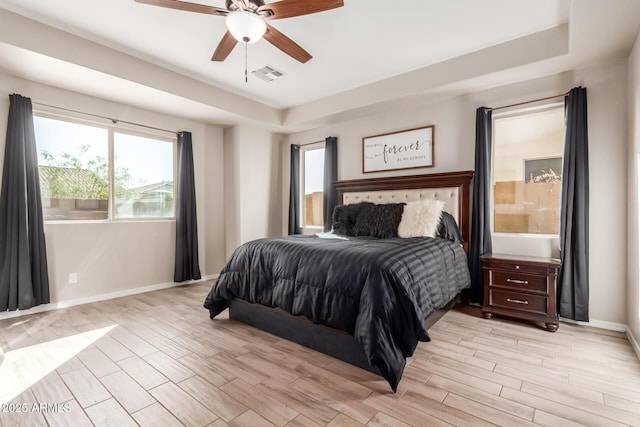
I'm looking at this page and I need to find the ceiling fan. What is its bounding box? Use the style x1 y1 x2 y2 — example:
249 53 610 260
135 0 344 63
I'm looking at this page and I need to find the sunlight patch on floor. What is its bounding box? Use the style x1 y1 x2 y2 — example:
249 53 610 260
0 325 116 404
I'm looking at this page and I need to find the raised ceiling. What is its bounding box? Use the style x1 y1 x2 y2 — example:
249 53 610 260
0 0 639 132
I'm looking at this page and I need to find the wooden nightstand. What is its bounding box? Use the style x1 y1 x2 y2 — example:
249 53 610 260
480 254 561 332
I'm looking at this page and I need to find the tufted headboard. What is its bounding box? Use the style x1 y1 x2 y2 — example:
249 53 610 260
334 171 474 254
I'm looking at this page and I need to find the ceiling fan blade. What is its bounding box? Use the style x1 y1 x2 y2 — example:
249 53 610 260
263 24 312 63
211 31 238 61
135 0 228 16
258 0 343 20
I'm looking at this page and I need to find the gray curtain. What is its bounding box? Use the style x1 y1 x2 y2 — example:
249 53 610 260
469 107 493 304
323 137 338 232
174 131 201 282
288 144 300 235
558 87 589 321
0 94 50 311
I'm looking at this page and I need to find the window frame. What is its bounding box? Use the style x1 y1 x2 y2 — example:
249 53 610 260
34 111 177 223
490 102 565 238
299 141 325 231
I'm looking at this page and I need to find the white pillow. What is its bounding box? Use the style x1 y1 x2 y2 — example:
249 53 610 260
397 199 446 238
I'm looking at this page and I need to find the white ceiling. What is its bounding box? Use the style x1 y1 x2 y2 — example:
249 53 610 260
0 0 639 132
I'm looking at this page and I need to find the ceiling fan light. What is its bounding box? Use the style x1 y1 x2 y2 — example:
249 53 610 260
225 11 266 44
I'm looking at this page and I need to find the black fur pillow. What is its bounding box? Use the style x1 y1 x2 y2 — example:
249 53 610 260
332 202 372 235
352 203 406 238
436 211 464 243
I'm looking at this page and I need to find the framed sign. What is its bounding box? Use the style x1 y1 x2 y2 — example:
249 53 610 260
362 125 434 173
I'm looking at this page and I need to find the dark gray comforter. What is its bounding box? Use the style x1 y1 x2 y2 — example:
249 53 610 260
204 234 470 391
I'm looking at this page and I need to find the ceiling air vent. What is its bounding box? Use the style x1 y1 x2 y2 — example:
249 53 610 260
252 65 286 83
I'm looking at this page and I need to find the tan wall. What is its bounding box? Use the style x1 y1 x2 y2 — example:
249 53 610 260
628 30 640 350
223 125 282 257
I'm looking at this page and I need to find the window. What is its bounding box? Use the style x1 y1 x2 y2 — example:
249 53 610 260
114 133 174 218
34 115 175 221
301 145 325 228
492 106 564 235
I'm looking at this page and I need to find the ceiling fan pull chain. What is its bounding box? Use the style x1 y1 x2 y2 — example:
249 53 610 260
245 42 248 83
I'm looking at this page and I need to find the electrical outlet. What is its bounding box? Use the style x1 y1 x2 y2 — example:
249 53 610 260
69 273 78 284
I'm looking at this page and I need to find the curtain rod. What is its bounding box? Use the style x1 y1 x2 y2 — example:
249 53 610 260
32 101 179 135
296 140 324 147
487 91 570 112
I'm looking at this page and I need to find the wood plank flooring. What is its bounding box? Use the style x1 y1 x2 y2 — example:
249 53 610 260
1 281 639 427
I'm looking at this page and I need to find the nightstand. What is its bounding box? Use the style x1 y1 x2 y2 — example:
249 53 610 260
480 254 561 332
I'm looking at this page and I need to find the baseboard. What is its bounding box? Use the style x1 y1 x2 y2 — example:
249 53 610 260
627 328 640 361
560 317 627 332
0 274 219 321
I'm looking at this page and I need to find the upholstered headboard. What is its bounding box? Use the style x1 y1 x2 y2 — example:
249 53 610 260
341 188 461 223
334 171 474 254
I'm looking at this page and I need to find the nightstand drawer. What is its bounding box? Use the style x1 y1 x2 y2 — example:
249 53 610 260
489 289 548 315
482 260 552 275
490 271 547 293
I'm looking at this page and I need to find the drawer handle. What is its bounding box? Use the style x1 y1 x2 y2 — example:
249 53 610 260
507 279 529 285
507 298 529 305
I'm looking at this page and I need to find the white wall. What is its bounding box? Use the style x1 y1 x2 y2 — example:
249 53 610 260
628 31 640 350
576 61 628 326
283 60 629 326
0 72 226 304
282 96 474 216
224 125 282 257
202 125 227 275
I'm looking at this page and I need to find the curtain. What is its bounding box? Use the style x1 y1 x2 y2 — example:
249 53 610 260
288 144 300 235
323 137 338 232
469 107 493 304
173 131 201 282
558 87 589 321
0 94 50 311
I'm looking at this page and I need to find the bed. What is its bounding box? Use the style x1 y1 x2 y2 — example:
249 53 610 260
204 171 473 391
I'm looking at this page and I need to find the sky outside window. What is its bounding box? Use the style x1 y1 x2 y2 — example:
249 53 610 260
114 133 173 187
304 148 324 194
34 116 107 166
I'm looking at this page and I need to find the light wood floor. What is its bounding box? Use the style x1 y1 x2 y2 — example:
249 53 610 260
1 281 639 427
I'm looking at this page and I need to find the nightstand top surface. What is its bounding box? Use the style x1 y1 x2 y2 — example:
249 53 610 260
480 253 561 266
